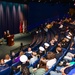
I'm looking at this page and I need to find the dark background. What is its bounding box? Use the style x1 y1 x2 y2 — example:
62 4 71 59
0 1 74 38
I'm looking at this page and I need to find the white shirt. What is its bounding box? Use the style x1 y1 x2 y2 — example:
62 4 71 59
29 56 38 65
4 59 11 63
46 58 56 69
27 51 32 54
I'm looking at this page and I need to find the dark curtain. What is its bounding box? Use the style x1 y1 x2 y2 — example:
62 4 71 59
0 2 27 38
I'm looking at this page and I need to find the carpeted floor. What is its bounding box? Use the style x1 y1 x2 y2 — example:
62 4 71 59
0 33 32 59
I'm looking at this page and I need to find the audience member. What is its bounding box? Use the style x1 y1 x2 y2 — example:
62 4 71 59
41 52 56 70
13 51 24 63
27 47 32 54
55 47 63 60
0 59 8 71
38 46 45 57
44 43 50 52
4 54 11 63
29 60 46 75
29 52 38 65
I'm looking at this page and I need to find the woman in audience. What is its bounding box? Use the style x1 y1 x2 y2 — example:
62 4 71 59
29 60 46 75
29 52 38 65
41 52 57 70
0 59 8 71
11 55 29 75
13 51 24 63
46 52 56 69
4 54 11 63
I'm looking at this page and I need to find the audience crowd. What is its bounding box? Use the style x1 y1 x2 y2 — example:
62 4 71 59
0 17 75 75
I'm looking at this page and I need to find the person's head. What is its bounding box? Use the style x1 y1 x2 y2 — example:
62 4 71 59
62 39 66 43
0 59 4 65
58 43 62 47
28 47 31 52
32 52 37 57
5 54 10 60
12 52 15 56
7 30 10 34
39 60 46 68
4 31 6 34
19 51 24 56
47 52 55 60
56 47 62 53
55 35 58 39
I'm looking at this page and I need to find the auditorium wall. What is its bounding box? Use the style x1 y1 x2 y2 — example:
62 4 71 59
27 2 73 31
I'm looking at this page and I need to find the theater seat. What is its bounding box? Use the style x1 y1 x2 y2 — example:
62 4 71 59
0 67 11 75
14 71 21 75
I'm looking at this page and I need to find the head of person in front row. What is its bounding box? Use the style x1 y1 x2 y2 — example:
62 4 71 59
13 51 24 63
4 54 11 63
27 47 32 54
46 52 56 60
0 59 6 66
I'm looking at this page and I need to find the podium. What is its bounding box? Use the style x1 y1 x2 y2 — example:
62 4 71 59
7 35 14 46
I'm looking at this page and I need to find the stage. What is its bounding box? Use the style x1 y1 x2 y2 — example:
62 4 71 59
0 33 32 59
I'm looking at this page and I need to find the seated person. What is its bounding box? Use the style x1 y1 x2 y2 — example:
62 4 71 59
13 51 24 63
4 54 11 63
0 59 8 71
26 47 32 54
50 39 55 46
54 35 59 43
38 46 45 57
11 55 29 75
64 52 75 61
29 52 38 65
44 43 50 52
41 52 57 70
61 64 75 75
29 60 46 75
55 47 63 60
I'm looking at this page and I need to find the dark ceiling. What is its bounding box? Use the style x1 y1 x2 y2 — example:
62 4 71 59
0 0 75 4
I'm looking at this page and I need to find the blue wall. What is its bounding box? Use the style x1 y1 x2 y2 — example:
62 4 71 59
28 2 70 25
